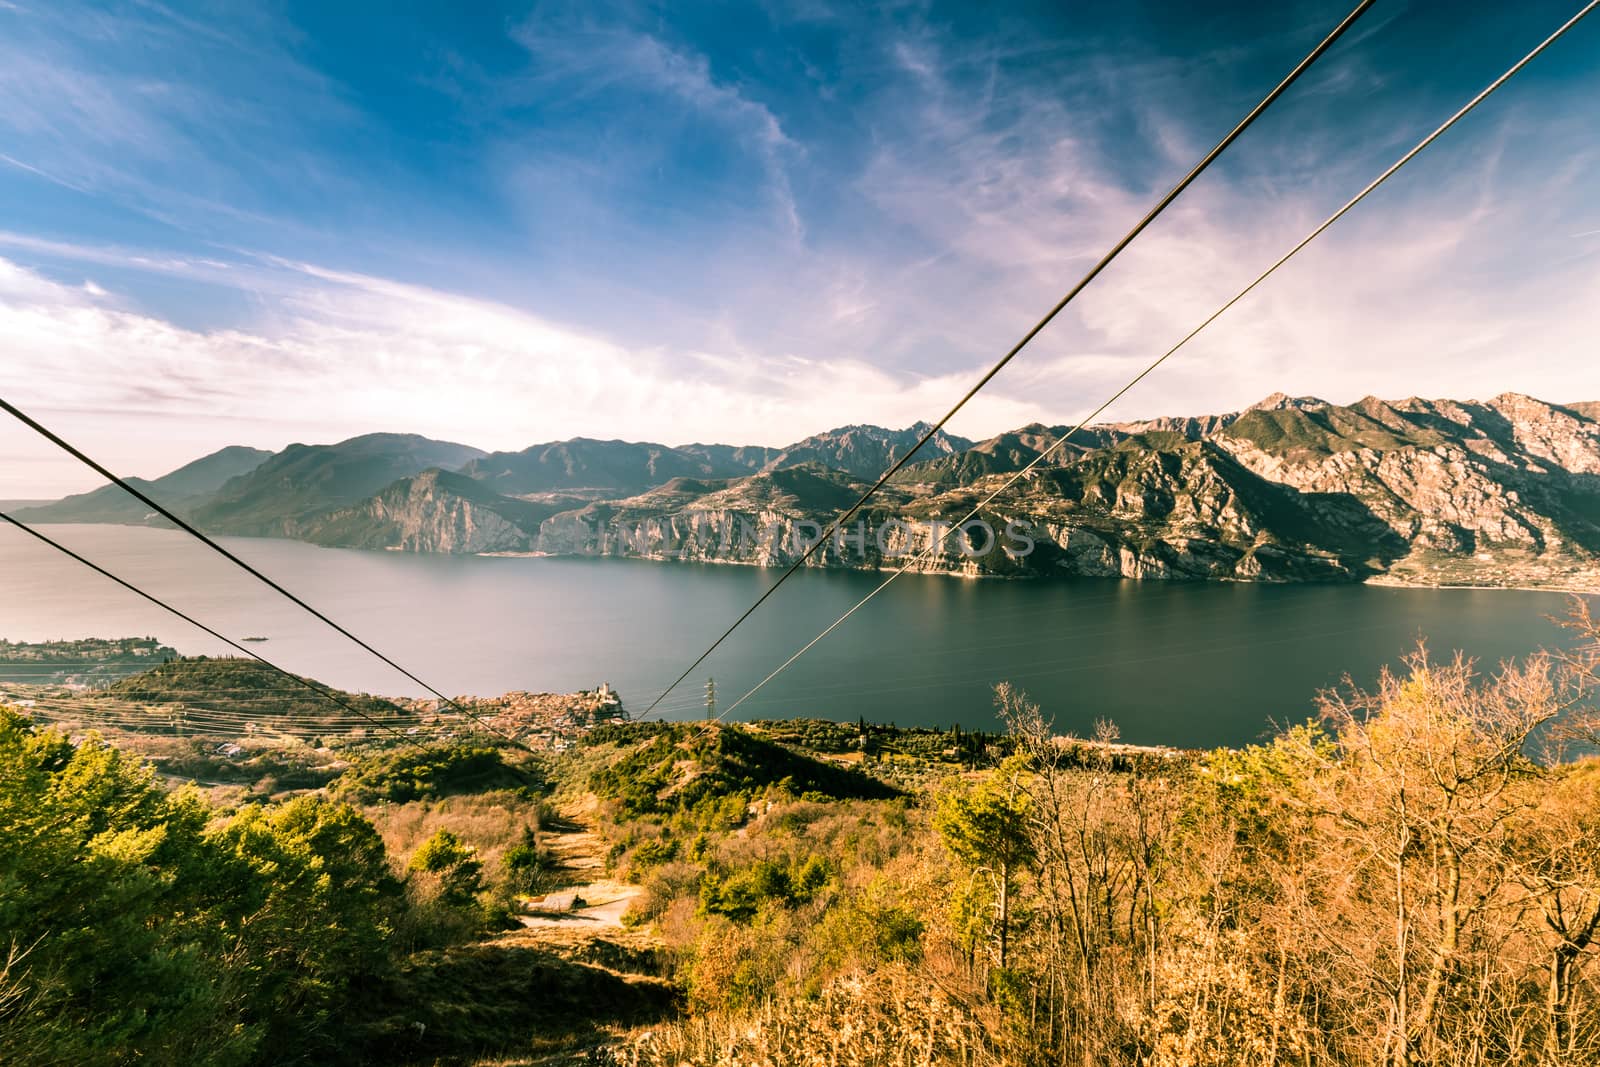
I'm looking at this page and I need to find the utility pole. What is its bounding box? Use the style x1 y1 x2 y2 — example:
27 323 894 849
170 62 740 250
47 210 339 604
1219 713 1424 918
704 677 717 721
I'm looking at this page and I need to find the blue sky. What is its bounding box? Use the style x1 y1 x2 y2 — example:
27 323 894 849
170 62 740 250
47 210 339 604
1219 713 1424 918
1 0 1598 495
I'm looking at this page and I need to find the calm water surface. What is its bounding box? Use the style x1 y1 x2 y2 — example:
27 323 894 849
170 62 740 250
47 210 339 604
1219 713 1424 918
0 523 1581 747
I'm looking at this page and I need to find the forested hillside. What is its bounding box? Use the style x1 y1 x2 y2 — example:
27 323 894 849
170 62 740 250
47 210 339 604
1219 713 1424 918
5 608 1600 1065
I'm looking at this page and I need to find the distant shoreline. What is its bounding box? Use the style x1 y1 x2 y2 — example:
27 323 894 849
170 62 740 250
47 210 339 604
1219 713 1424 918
468 546 1599 594
1364 575 1598 596
14 523 1596 593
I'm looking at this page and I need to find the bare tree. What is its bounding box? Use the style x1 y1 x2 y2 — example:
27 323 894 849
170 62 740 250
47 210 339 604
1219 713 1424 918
1299 646 1565 1066
1509 759 1600 1063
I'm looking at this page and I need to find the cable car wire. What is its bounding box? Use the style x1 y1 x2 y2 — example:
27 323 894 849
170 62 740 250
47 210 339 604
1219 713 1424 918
638 0 1377 717
712 0 1600 722
0 508 427 746
0 417 544 752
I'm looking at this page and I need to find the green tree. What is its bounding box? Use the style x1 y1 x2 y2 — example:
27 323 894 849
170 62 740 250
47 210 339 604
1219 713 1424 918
411 828 485 909
502 824 557 897
0 710 248 1066
212 796 402 1058
935 755 1035 969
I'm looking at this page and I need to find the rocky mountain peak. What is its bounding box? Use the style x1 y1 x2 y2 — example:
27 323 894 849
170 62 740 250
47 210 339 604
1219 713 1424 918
1483 392 1600 475
1247 392 1332 413
1567 401 1600 422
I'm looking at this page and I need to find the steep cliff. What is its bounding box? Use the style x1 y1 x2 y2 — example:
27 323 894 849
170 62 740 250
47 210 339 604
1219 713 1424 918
298 469 575 553
1211 395 1600 587
531 441 1368 582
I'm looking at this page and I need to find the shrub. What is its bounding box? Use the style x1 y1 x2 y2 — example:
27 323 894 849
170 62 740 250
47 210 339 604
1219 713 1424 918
410 828 485 909
337 743 533 803
698 854 834 921
501 825 559 896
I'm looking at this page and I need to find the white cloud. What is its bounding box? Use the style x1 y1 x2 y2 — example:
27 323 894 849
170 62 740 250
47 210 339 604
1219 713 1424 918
0 253 1049 496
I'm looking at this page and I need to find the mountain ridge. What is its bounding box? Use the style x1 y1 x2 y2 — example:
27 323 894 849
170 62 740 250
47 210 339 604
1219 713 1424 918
16 399 1600 590
191 433 487 536
14 445 273 525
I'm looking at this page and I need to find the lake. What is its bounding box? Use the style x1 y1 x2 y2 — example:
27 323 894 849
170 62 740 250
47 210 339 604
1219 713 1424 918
0 523 1584 747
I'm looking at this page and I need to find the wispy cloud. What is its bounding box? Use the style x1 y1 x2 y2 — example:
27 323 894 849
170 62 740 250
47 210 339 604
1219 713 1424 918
508 13 806 240
0 1 364 243
0 252 1046 495
0 152 91 194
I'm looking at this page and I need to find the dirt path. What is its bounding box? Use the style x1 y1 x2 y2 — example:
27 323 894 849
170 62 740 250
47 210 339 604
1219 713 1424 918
520 877 640 930
517 809 643 934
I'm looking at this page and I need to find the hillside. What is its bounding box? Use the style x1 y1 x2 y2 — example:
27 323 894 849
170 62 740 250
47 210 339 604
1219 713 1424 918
585 721 901 816
310 393 1594 589
13 445 272 525
893 423 1122 486
458 437 727 496
604 393 1600 588
451 426 966 496
1214 394 1600 587
762 421 974 479
102 656 405 726
1568 401 1600 421
12 613 1600 1066
902 438 1388 581
191 433 487 536
674 441 781 475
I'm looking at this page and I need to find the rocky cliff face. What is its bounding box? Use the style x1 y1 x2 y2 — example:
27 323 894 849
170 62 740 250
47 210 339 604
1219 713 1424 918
1209 395 1600 587
502 394 1600 588
298 469 570 554
191 433 487 537
507 443 1363 583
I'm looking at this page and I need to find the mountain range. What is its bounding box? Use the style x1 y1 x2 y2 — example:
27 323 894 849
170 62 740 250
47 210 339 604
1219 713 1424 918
14 394 1600 590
